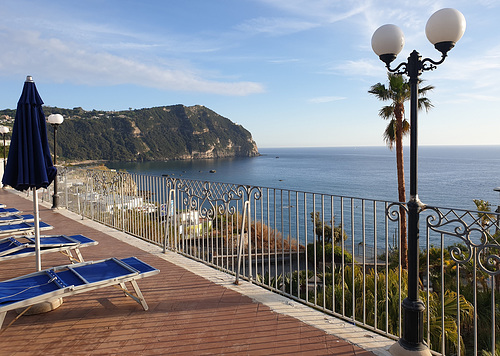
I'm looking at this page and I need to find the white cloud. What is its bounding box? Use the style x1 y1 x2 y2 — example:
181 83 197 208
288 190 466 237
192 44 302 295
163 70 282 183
237 1 370 38
332 59 387 78
268 58 301 64
255 0 369 23
0 29 264 96
308 96 346 103
457 93 500 102
426 45 500 104
236 17 317 36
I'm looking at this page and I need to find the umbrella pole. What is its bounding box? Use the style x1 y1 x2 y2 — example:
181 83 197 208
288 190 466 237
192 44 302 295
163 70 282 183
33 187 41 271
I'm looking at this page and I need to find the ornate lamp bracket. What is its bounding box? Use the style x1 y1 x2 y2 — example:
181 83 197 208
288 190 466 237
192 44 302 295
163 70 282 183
385 51 447 78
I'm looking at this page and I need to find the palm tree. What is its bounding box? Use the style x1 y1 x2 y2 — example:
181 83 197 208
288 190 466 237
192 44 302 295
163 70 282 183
369 73 434 270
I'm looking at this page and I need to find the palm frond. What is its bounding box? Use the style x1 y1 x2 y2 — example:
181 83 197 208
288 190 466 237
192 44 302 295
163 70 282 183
418 97 434 112
402 119 410 136
417 79 435 95
379 105 395 120
368 83 390 100
383 119 397 149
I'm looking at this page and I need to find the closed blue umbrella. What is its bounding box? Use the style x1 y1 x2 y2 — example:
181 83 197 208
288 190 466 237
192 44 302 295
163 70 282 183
2 76 57 271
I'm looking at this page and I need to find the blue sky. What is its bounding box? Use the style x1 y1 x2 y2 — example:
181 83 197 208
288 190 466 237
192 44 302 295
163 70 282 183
0 0 499 148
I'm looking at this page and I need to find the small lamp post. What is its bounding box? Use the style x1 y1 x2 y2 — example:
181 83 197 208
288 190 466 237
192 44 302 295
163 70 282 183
371 8 465 355
47 114 64 209
0 126 9 171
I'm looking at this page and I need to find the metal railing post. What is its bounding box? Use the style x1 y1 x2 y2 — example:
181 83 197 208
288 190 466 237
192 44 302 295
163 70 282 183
164 189 176 253
235 200 250 285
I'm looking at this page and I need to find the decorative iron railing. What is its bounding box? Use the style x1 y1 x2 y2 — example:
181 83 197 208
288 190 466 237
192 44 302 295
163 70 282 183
42 167 500 355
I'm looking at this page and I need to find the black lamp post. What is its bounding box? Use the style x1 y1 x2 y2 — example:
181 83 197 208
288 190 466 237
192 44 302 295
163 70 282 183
0 126 9 171
47 114 64 209
371 8 466 355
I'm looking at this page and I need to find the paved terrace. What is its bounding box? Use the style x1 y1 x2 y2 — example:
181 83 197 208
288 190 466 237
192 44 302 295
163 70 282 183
0 189 393 355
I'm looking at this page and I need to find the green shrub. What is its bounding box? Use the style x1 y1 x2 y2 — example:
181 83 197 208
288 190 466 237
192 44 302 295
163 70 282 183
306 242 353 265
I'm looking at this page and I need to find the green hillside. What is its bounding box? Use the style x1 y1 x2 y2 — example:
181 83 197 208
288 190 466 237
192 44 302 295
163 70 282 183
0 105 259 162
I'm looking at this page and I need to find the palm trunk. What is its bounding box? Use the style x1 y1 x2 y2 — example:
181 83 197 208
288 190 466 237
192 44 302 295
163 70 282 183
395 106 408 270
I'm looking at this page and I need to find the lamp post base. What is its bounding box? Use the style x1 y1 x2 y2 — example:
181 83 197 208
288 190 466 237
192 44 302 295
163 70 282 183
389 341 432 356
51 194 60 210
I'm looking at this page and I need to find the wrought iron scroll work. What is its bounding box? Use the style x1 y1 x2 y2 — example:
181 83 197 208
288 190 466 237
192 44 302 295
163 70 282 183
387 62 407 75
426 206 500 276
166 178 262 219
386 201 408 223
387 52 447 76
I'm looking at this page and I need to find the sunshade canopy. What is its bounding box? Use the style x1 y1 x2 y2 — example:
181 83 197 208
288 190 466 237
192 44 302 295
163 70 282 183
2 76 56 191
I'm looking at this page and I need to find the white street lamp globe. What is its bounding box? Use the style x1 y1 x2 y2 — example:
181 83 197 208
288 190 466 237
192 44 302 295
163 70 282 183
0 126 9 134
47 114 64 125
371 24 405 57
426 8 466 46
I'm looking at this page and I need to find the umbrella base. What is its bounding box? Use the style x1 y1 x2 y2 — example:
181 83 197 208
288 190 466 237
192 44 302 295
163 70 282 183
16 298 63 315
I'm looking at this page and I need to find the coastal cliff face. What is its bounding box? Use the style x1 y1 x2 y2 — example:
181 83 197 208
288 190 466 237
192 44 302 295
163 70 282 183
36 104 259 162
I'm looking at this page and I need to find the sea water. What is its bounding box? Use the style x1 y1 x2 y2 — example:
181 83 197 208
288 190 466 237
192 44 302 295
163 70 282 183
106 145 500 211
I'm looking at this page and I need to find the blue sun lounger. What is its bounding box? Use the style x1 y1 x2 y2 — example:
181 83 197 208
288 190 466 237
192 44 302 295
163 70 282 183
0 214 34 225
0 257 159 329
0 208 22 217
0 234 98 263
0 221 52 237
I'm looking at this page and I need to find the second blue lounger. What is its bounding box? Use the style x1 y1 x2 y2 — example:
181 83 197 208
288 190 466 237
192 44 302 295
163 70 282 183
0 214 34 225
0 235 98 263
0 208 21 217
0 221 52 237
